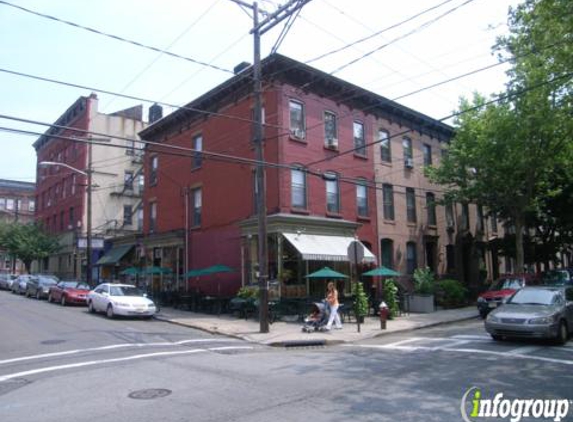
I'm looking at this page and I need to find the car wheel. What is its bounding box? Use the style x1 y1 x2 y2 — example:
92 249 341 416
555 321 568 346
36 291 41 300
47 293 53 303
479 311 488 319
61 295 67 306
106 304 115 319
88 301 95 313
491 334 503 341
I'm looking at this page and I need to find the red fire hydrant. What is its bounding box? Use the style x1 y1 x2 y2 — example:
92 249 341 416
379 301 389 330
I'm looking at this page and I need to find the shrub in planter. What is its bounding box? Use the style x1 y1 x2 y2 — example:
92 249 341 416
383 280 399 319
352 282 369 321
435 279 467 308
413 268 435 295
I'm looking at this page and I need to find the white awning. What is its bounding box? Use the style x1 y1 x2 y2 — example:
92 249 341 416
283 233 376 263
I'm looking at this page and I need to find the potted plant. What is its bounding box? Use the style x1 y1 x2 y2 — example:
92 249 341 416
410 268 435 313
352 282 369 323
383 279 399 319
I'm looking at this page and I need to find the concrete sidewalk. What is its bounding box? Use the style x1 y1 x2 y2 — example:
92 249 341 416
155 306 480 346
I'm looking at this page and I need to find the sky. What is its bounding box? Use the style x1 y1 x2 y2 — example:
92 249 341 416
0 0 520 183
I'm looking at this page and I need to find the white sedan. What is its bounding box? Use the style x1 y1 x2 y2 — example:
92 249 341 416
87 283 157 319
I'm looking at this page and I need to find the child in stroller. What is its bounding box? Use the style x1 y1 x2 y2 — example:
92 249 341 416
302 301 329 332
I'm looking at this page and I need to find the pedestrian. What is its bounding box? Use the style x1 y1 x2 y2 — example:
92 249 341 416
325 281 342 330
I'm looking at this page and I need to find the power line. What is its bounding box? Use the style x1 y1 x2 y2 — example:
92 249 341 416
0 0 235 76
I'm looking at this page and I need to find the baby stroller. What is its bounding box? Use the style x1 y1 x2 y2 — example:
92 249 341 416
302 301 329 333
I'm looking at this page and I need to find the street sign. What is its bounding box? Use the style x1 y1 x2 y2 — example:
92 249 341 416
77 237 104 249
347 240 364 265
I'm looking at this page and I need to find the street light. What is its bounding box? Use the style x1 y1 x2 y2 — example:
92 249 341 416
39 158 93 286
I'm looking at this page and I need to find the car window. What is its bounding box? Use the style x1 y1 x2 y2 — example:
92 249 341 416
110 286 143 297
491 278 523 290
509 289 558 305
94 287 105 294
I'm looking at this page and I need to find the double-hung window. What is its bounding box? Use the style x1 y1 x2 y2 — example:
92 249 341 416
382 184 394 220
324 112 338 148
379 129 391 162
406 188 417 223
356 179 369 217
124 171 134 190
149 202 157 232
403 137 413 168
192 134 203 169
150 156 158 186
289 101 305 140
325 172 339 214
423 144 432 166
353 121 366 156
426 192 437 226
291 166 307 209
192 188 202 227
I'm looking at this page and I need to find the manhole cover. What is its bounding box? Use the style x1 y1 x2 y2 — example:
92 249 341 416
128 389 172 400
41 339 66 345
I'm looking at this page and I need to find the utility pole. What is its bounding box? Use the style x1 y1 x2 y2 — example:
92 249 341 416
86 138 93 287
230 0 312 333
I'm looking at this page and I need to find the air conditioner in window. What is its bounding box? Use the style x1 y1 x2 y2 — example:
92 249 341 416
326 137 338 148
404 158 414 169
291 128 305 139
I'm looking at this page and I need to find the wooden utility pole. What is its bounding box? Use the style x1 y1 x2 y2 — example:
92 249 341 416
230 0 312 333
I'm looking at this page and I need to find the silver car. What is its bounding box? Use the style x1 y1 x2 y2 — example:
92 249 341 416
485 286 573 345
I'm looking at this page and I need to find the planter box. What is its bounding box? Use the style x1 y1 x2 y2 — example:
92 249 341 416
409 294 435 313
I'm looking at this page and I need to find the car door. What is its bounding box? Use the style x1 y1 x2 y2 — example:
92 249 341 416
92 286 107 311
565 287 573 330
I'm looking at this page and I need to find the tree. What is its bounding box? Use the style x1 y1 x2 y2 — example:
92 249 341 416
427 0 573 271
0 223 60 273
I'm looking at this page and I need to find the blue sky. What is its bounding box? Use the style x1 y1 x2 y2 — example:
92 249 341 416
0 0 518 182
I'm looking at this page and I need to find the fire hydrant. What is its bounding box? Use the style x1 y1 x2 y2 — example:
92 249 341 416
379 301 389 330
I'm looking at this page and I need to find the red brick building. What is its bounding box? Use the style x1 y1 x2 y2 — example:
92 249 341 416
139 54 452 298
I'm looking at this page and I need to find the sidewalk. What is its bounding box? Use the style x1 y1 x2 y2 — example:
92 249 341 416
155 306 479 346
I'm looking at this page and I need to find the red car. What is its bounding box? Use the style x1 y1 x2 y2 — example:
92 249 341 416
477 274 539 318
48 280 91 306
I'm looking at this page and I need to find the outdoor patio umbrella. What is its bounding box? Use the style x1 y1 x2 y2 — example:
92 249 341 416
362 266 401 277
143 266 172 275
304 266 349 279
185 268 205 278
200 264 234 275
119 267 140 276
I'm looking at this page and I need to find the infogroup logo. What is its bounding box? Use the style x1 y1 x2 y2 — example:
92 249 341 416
461 387 571 422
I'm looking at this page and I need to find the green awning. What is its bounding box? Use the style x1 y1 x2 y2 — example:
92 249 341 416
96 245 134 266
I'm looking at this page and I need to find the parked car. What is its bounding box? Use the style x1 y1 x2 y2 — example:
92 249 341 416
26 275 59 299
485 286 573 345
87 283 157 319
0 273 17 290
48 280 90 306
541 268 573 286
477 274 539 318
11 275 37 295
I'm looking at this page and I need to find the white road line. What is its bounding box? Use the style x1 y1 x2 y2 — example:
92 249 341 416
0 345 254 382
506 345 543 355
0 339 238 366
450 334 491 341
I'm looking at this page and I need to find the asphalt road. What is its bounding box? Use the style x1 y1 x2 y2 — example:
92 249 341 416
1 290 572 422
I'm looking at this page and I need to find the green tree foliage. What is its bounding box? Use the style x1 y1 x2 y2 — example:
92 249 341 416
427 0 572 271
383 280 399 319
0 223 60 273
352 282 369 318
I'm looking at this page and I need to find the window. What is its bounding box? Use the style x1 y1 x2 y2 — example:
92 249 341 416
461 203 470 230
289 100 305 139
446 203 455 229
382 184 394 220
423 144 432 166
491 211 498 233
325 172 339 214
136 206 143 231
149 202 157 232
406 242 417 274
124 171 134 190
406 188 417 223
353 121 366 156
446 244 455 272
324 111 338 148
71 174 76 195
123 205 132 225
150 156 158 186
426 192 436 226
379 129 391 162
192 188 202 227
192 134 203 169
126 138 135 156
291 167 307 209
356 179 369 217
29 200 35 212
381 238 393 269
136 174 144 195
6 198 14 210
403 137 413 167
60 211 64 231
477 205 484 232
69 207 74 228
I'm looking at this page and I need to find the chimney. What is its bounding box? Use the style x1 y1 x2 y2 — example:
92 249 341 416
234 61 251 75
149 103 163 123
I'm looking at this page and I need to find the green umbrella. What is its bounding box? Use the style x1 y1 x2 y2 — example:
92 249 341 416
362 266 401 277
143 266 172 275
185 268 204 278
304 266 349 279
200 265 234 275
120 267 140 276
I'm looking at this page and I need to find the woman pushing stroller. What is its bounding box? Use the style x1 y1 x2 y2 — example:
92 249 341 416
324 281 342 330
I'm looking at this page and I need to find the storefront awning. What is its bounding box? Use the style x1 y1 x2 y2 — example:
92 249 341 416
283 233 376 263
96 244 134 266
